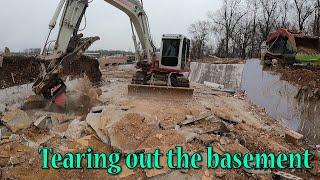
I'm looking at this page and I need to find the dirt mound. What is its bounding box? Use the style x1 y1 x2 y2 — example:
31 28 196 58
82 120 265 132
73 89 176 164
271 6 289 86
0 56 41 88
0 55 101 89
297 46 320 54
193 57 244 64
63 55 101 83
274 65 320 89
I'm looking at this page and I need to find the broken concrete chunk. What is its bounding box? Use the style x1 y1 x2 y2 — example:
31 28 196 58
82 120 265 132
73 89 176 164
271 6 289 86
21 134 53 149
9 134 20 141
200 121 230 135
212 107 241 124
34 115 53 130
49 113 78 125
50 123 69 138
0 104 6 113
185 115 194 120
219 137 229 145
108 113 152 153
179 112 211 126
9 152 26 165
86 112 110 145
204 81 225 89
76 135 95 147
273 171 303 180
21 135 39 149
65 119 87 140
176 128 199 143
1 109 32 133
0 126 10 137
284 129 303 145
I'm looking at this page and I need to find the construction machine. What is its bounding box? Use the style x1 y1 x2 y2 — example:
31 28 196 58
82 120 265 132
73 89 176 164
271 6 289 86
33 0 193 105
261 28 320 66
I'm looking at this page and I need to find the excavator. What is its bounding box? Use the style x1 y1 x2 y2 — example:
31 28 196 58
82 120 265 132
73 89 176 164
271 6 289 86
33 0 194 105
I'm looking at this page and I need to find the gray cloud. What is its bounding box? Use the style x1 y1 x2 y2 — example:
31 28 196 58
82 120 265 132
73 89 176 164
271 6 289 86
0 0 221 51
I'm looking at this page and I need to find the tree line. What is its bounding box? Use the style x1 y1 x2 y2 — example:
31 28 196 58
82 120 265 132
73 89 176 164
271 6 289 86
189 0 320 59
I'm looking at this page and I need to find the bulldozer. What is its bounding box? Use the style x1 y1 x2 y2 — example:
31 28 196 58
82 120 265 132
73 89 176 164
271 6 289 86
261 28 320 66
33 0 194 105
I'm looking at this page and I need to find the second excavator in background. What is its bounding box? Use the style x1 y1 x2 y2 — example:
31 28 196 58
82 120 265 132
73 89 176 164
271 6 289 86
33 0 194 105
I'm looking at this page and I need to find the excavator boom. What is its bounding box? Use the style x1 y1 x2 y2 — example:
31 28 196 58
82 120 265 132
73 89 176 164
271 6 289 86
34 0 193 105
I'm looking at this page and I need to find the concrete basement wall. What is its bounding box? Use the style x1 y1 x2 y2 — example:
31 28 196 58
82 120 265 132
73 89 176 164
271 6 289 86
189 62 244 90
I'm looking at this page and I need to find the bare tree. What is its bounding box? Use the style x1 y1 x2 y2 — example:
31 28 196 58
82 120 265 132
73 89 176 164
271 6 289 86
278 0 291 28
293 0 315 31
246 0 259 57
188 0 320 59
313 0 320 36
188 21 211 59
258 0 278 40
233 17 252 58
208 0 246 57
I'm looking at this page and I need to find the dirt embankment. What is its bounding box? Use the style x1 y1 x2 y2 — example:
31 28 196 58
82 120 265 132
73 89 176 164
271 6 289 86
192 57 244 64
274 65 320 89
298 46 320 54
0 55 101 89
0 56 41 88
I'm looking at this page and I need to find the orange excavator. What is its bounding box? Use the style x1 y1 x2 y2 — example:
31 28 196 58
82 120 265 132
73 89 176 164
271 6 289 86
261 28 320 66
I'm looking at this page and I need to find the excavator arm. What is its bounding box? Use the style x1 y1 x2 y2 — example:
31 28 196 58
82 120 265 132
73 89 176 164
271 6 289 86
33 0 156 101
104 0 156 62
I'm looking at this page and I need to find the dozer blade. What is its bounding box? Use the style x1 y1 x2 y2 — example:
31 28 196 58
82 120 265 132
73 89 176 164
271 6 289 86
128 84 194 98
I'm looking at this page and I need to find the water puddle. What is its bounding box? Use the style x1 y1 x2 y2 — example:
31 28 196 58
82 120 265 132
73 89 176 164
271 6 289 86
241 59 320 143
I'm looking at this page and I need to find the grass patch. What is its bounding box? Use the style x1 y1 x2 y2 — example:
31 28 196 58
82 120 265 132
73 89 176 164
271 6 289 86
296 53 320 65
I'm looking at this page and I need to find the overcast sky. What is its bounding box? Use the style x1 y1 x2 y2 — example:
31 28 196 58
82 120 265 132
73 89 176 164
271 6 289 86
0 0 221 52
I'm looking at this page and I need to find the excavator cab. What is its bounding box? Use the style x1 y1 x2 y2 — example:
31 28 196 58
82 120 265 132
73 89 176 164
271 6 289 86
160 34 190 71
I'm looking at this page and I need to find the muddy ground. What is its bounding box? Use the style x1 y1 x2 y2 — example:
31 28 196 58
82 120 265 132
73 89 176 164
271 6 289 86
0 55 101 89
0 64 319 179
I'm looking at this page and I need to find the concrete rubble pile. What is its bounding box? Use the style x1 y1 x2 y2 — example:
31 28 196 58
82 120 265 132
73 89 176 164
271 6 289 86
0 65 319 179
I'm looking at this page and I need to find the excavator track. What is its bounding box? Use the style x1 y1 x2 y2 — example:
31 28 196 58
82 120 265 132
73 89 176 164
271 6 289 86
129 71 194 98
